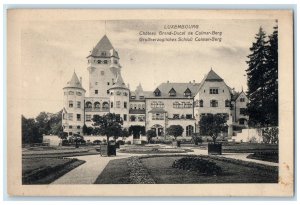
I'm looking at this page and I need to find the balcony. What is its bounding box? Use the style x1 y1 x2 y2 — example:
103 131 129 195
168 117 195 120
129 109 145 114
85 107 110 112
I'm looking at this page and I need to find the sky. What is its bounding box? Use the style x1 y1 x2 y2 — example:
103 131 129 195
20 19 277 118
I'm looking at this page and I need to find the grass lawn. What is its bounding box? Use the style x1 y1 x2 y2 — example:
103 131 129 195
94 155 278 184
247 152 278 163
222 143 278 153
22 146 99 158
22 157 85 184
94 158 131 184
118 146 193 154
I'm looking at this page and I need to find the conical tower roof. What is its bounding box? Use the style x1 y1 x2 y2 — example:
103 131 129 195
110 73 128 90
64 72 85 90
205 68 223 81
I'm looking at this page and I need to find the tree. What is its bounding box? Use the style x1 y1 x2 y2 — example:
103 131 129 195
246 25 278 127
246 27 269 127
146 130 157 143
92 113 123 142
128 125 145 138
121 128 130 139
166 125 184 140
265 24 278 126
22 115 41 144
199 114 228 144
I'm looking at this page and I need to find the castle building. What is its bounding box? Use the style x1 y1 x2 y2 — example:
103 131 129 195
62 35 248 140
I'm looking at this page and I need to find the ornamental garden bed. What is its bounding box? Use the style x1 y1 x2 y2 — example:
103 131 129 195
118 146 193 154
94 154 278 184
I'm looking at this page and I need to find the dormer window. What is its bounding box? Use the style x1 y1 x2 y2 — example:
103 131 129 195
154 88 161 96
101 52 106 56
184 88 192 97
169 88 176 97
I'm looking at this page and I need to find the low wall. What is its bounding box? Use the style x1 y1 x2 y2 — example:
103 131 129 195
231 128 264 143
43 135 62 146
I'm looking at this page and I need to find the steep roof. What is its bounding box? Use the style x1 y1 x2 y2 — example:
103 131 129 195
205 69 223 81
64 72 85 91
110 73 128 90
89 35 119 58
148 82 201 98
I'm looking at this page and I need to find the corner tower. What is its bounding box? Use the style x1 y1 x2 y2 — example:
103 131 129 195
87 35 121 98
62 72 86 136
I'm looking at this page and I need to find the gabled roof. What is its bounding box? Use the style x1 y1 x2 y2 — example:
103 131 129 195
154 88 161 93
205 69 223 81
64 72 85 91
184 87 192 93
169 87 176 94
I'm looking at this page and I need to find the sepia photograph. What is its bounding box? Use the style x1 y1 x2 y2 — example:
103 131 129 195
6 9 294 196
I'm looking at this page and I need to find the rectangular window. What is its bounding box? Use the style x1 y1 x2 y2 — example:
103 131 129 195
240 108 246 115
95 90 98 94
209 88 219 94
77 101 81 108
86 114 91 121
111 102 113 108
101 71 104 75
173 114 179 119
124 102 127 108
240 98 245 102
152 113 164 120
69 101 73 108
123 114 127 121
116 101 120 108
77 114 81 121
68 113 73 121
69 132 73 135
107 82 110 85
210 100 218 107
77 126 81 129
69 125 73 129
186 114 193 119
107 90 109 94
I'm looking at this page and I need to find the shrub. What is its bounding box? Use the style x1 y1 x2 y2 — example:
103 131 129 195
93 140 101 145
141 140 147 145
172 157 222 175
117 140 125 145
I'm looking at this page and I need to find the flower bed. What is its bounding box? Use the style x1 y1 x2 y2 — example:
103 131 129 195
172 157 222 175
126 157 155 184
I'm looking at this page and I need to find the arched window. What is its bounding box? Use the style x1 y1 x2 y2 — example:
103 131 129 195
200 100 203 107
94 102 100 109
186 125 194 136
102 102 109 109
142 104 145 110
69 101 73 108
130 104 134 109
85 101 92 108
138 104 141 110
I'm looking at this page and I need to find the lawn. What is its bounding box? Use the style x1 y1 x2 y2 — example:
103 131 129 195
94 155 278 184
22 157 85 184
118 145 193 154
22 146 99 158
247 151 278 163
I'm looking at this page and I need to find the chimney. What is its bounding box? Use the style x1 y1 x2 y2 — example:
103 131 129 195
189 81 191 84
80 77 82 84
193 80 195 85
127 83 130 89
167 80 169 83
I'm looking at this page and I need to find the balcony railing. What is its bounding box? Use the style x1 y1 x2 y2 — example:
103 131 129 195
85 107 110 112
129 109 146 114
168 117 195 120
